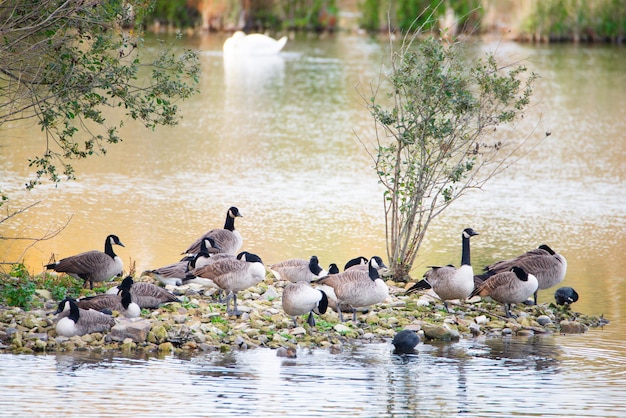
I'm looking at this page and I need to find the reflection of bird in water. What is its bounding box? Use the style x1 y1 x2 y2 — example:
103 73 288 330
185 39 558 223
392 329 419 354
554 287 579 306
223 31 287 56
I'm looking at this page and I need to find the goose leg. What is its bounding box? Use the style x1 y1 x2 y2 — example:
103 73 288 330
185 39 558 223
336 302 345 322
306 311 315 327
292 317 298 327
230 292 242 317
443 301 451 313
351 309 357 323
504 303 517 318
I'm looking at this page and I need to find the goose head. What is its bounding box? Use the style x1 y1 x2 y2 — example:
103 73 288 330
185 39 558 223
538 244 555 255
328 263 340 274
462 228 479 239
229 207 243 219
344 256 368 270
308 256 328 277
369 256 387 270
107 234 125 247
368 259 381 281
511 266 529 281
237 251 263 264
318 290 329 314
201 237 221 254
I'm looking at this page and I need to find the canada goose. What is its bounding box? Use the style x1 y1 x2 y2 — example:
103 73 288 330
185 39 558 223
344 256 368 271
147 238 220 287
475 244 567 305
187 237 221 269
554 286 579 306
45 234 125 289
392 329 420 354
282 282 328 327
405 228 479 312
76 287 141 318
345 256 387 272
269 256 328 283
223 31 288 56
55 298 116 337
186 251 266 316
183 207 243 255
106 276 179 308
314 257 389 322
470 266 539 318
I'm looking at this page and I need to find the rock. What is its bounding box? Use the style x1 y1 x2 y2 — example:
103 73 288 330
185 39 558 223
291 327 307 336
111 319 152 343
261 286 280 301
469 322 481 336
333 324 351 334
536 315 552 326
422 323 458 341
276 346 297 358
329 344 343 354
559 320 588 334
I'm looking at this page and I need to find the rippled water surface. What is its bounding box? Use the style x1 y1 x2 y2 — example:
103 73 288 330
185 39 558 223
1 32 625 416
2 330 625 417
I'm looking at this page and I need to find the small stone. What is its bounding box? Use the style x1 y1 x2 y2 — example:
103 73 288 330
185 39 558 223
158 342 174 352
276 346 297 358
334 324 351 333
329 344 342 354
501 328 513 336
474 315 489 325
262 286 280 301
559 320 588 334
422 324 454 341
536 315 552 326
291 327 307 335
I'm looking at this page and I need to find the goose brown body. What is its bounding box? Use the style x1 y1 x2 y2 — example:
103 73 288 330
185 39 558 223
187 252 266 315
475 244 567 304
45 234 124 289
269 256 328 283
471 266 539 318
314 257 388 322
183 207 243 255
55 299 116 337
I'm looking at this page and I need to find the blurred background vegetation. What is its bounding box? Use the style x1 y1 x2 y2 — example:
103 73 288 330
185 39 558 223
145 0 625 42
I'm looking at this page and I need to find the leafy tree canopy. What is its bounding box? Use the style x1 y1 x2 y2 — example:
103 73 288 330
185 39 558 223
0 0 200 189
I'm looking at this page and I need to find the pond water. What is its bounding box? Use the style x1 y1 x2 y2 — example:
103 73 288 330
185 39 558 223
0 32 625 416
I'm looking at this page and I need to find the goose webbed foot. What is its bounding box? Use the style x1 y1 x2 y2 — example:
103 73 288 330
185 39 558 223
504 304 518 318
226 293 242 317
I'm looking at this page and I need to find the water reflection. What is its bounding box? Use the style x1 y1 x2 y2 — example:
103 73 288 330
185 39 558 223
1 335 625 416
223 52 286 91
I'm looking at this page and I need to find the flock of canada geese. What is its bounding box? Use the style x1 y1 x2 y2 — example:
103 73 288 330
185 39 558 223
45 206 575 342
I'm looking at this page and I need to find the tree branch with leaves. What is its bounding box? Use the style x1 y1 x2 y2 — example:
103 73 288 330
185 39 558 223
358 34 540 281
0 0 200 189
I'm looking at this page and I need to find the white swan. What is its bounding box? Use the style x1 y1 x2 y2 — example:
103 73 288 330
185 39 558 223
223 31 288 56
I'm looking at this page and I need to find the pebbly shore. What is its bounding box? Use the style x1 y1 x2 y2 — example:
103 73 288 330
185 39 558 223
0 274 608 356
